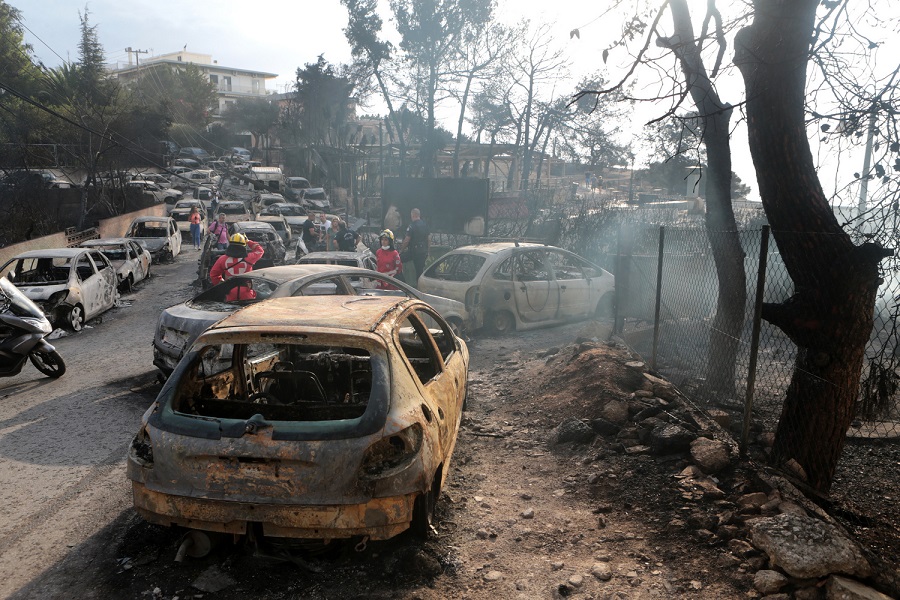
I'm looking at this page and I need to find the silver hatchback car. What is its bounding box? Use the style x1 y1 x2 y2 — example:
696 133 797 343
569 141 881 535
418 242 615 334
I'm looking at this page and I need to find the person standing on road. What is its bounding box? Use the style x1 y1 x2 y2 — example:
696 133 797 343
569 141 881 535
298 210 319 258
209 233 265 301
189 206 203 250
209 213 229 250
334 219 359 252
399 208 430 285
318 212 332 251
375 229 402 290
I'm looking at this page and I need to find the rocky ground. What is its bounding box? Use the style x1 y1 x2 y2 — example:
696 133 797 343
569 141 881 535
11 321 897 600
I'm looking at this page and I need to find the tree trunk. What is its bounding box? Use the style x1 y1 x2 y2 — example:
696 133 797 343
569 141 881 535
735 0 888 492
453 73 475 178
662 0 746 398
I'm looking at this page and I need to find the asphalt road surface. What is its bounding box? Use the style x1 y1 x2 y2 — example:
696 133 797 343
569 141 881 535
0 250 200 598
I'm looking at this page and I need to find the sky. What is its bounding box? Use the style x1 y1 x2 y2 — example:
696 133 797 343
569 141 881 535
12 0 894 205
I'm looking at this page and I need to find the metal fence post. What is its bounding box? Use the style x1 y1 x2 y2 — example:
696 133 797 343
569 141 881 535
652 226 665 370
741 225 770 456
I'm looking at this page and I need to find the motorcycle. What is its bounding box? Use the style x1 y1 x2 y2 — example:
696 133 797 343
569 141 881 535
0 276 66 379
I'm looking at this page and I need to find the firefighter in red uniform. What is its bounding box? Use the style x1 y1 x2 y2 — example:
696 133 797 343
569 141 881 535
209 233 265 301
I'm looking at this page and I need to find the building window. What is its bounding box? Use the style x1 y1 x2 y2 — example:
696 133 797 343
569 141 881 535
252 79 259 93
223 76 232 91
209 74 218 86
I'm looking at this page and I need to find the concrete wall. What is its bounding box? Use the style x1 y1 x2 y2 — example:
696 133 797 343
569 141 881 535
0 204 167 268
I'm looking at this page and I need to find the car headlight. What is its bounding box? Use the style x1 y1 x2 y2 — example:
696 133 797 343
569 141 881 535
129 426 154 467
359 424 423 480
46 290 69 309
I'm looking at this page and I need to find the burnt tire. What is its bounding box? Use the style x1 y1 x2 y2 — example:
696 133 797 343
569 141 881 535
66 304 85 332
447 317 464 338
411 488 437 540
29 350 66 378
487 310 515 335
120 274 134 293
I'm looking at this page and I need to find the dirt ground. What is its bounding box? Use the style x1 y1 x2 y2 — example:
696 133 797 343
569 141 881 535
13 319 791 600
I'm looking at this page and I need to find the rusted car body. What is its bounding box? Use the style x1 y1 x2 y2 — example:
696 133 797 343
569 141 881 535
129 296 468 541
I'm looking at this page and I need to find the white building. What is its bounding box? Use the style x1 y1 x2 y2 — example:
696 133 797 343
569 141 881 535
109 50 277 116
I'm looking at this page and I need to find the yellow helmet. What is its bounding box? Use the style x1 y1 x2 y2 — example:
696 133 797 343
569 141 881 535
229 233 248 246
379 229 394 242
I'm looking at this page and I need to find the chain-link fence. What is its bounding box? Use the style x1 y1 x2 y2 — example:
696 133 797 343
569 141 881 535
610 223 900 594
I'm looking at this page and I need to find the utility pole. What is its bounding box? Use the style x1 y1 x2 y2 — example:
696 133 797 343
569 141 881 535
125 47 149 78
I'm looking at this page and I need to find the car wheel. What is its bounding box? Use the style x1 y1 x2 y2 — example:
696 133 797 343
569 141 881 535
120 274 134 293
487 310 515 335
66 304 85 332
410 473 441 539
447 317 464 338
595 292 615 319
29 350 66 378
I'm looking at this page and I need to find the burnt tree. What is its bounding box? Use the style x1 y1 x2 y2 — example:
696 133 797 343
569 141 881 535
658 0 746 398
734 0 891 492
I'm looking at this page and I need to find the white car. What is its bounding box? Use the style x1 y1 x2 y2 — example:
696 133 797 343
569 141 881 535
127 180 182 205
125 216 182 263
418 243 615 334
80 238 152 291
130 173 172 189
0 248 118 331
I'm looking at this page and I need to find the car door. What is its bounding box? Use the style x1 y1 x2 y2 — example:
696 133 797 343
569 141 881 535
74 252 101 318
130 241 150 281
548 250 593 319
88 251 118 310
168 220 181 256
512 250 560 324
394 307 464 464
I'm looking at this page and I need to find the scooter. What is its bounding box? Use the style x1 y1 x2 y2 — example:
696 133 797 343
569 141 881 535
0 276 66 379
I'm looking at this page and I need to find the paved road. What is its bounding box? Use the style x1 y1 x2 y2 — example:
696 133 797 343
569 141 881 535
0 250 200 598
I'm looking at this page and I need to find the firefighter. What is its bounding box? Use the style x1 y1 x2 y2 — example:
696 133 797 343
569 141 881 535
208 233 265 301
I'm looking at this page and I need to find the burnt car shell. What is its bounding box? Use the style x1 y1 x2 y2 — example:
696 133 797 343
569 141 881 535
130 296 468 540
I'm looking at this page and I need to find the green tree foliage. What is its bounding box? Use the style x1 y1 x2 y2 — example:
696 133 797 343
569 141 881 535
223 98 280 156
289 56 355 148
391 0 495 177
131 63 216 131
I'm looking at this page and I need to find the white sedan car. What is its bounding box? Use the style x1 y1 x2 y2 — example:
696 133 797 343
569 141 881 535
0 248 119 331
80 238 152 291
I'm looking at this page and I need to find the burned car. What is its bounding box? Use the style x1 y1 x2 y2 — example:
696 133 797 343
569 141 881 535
130 295 467 541
157 265 363 375
260 202 308 236
0 248 118 331
231 221 286 267
79 238 151 291
126 216 182 263
418 243 615 334
214 200 254 224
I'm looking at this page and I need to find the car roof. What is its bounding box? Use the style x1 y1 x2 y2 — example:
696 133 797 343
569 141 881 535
300 251 366 260
227 264 375 284
11 248 88 259
80 238 134 246
447 242 547 256
131 216 174 223
210 295 413 334
233 221 276 231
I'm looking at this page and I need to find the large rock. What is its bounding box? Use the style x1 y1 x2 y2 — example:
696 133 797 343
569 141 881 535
590 417 620 436
750 513 871 579
649 424 696 454
554 417 596 445
689 437 733 473
600 400 630 425
643 372 679 401
825 575 893 600
753 570 788 595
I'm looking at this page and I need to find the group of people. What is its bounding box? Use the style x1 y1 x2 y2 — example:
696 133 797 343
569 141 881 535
298 211 361 256
205 203 431 297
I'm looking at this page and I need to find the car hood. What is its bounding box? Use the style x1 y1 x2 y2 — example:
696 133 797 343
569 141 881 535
14 282 68 302
137 238 168 252
157 302 236 348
